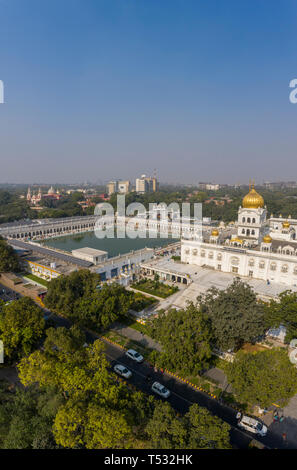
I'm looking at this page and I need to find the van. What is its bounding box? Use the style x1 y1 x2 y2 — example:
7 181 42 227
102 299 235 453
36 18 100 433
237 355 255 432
236 413 267 437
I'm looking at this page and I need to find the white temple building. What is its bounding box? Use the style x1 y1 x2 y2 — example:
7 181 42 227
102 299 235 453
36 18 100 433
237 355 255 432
181 185 297 286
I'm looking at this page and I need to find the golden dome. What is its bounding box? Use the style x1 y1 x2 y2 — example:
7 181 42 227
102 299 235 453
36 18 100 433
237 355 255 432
211 229 219 237
263 234 272 243
242 187 264 209
232 237 243 244
282 221 290 229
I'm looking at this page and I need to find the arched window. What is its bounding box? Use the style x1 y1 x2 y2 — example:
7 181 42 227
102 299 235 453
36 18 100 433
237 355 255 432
231 257 240 266
217 253 222 261
242 229 245 234
252 218 256 224
208 252 214 259
201 250 205 258
270 262 277 271
248 259 255 267
242 217 246 223
192 249 198 256
281 265 288 273
251 229 255 235
259 261 265 269
247 217 251 223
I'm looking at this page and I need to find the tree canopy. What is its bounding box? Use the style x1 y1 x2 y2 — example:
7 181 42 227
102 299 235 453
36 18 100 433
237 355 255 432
0 237 20 272
145 402 230 449
18 326 155 449
147 303 212 375
44 270 133 330
226 348 297 408
198 278 266 351
265 290 297 343
0 296 45 361
0 383 63 449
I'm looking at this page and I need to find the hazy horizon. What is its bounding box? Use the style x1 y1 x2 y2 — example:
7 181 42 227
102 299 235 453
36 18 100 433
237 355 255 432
1 0 297 185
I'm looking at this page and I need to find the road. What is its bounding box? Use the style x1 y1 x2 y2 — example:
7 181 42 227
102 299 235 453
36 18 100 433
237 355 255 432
50 311 287 449
0 285 287 449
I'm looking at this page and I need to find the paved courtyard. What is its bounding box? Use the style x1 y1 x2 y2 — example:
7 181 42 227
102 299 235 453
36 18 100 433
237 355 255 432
144 259 297 309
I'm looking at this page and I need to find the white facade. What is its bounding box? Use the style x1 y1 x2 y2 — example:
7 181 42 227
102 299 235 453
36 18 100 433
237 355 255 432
181 239 297 285
181 188 297 286
237 206 267 245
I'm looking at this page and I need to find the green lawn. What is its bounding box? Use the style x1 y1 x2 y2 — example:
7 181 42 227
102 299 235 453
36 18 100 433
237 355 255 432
131 280 179 298
23 273 49 287
120 314 151 335
130 292 158 312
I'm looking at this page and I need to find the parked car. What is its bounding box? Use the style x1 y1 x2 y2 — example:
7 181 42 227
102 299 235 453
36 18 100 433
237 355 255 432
113 364 132 379
151 381 171 399
125 349 144 363
236 413 267 437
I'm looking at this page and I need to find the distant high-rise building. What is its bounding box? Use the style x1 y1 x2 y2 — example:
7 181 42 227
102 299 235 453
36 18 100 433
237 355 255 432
198 182 220 191
106 181 118 195
107 180 131 195
118 181 131 194
136 174 158 194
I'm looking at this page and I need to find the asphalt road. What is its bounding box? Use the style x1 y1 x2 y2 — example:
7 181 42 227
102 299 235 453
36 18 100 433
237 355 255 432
0 285 287 449
49 311 286 449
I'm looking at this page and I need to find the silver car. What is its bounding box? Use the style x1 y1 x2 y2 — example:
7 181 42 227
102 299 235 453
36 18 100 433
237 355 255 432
125 349 144 363
151 381 171 399
113 364 132 379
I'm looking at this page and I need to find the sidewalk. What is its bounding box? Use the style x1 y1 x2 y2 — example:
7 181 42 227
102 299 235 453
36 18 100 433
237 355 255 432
111 322 162 352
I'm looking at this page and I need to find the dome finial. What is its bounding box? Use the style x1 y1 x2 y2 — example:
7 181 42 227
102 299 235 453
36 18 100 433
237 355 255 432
242 182 264 209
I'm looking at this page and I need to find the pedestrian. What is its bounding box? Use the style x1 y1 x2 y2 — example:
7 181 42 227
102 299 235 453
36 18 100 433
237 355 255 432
279 415 284 423
282 433 287 442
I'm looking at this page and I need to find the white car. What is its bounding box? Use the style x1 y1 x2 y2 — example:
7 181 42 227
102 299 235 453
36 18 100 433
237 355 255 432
113 364 132 379
125 349 144 363
236 413 267 437
151 381 171 399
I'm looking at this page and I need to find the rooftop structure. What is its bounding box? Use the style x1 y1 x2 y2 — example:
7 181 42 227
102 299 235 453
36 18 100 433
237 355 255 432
71 247 108 265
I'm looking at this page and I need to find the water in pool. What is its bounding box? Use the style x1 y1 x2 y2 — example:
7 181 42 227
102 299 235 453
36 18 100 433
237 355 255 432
43 231 178 258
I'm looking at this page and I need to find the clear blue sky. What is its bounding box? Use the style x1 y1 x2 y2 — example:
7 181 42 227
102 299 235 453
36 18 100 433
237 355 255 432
1 0 297 184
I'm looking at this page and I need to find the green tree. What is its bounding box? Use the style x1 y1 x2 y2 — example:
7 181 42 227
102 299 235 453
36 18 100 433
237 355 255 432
44 271 133 330
147 303 212 375
226 348 297 408
0 386 62 449
198 278 266 351
0 237 20 272
145 402 231 449
183 404 231 449
44 269 100 316
0 297 45 361
265 290 297 343
145 401 187 449
53 399 134 449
